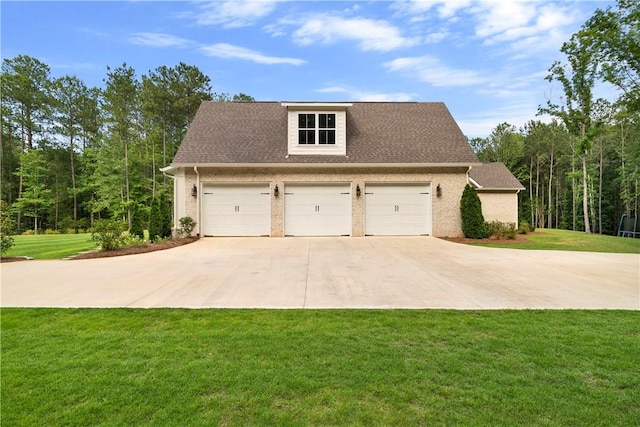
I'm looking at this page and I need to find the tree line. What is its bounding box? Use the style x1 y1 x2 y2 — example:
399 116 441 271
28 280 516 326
470 0 638 234
1 57 253 233
1 0 638 236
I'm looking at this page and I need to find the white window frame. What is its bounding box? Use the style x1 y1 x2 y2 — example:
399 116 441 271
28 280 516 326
297 113 336 145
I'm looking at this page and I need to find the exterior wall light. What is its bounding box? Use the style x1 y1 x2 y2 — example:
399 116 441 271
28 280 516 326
274 185 279 197
356 184 361 197
436 184 442 197
191 184 197 198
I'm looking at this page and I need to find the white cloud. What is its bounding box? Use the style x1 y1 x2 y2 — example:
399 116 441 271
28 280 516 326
394 0 577 55
317 86 414 102
200 43 305 65
385 56 487 87
293 14 418 52
192 0 279 28
129 32 191 48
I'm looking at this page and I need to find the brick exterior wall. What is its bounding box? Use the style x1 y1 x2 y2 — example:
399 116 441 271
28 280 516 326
180 167 469 237
477 191 520 227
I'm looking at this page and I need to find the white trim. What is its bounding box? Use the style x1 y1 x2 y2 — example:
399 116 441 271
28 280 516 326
468 176 482 189
172 162 480 169
281 102 352 108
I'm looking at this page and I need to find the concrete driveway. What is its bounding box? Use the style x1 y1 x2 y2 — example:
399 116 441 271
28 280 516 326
1 237 638 309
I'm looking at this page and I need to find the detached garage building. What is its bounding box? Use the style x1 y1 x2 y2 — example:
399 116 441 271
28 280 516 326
165 101 485 237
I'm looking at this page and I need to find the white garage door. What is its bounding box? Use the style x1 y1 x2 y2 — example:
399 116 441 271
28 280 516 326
202 184 270 236
284 184 351 236
365 184 432 236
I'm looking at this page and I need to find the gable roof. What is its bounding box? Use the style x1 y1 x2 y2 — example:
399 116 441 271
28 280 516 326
469 163 525 191
171 101 479 166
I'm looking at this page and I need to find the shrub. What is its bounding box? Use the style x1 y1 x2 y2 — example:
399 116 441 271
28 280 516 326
44 229 60 235
518 221 530 234
148 195 171 242
485 221 517 240
460 185 487 239
22 229 36 235
178 216 197 237
0 201 15 255
91 219 126 251
121 233 145 248
129 203 146 240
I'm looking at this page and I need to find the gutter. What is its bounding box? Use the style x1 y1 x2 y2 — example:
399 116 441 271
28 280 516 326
194 166 200 237
160 166 178 236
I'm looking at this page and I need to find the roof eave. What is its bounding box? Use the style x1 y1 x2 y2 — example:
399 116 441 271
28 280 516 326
171 162 482 168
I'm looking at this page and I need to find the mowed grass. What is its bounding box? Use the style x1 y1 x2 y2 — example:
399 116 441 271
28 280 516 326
2 233 97 259
474 228 640 253
2 309 638 425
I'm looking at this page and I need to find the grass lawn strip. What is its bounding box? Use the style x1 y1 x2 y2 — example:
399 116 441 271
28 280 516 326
2 309 638 425
2 234 98 260
471 228 640 253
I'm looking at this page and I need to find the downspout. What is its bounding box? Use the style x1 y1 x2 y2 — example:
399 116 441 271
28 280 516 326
161 167 178 236
194 166 200 237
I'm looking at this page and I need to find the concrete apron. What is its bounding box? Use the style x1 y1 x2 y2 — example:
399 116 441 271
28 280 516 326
1 237 638 309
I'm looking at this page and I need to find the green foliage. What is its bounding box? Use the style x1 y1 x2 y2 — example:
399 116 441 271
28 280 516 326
460 185 487 239
91 219 126 251
517 221 534 234
129 203 146 239
486 221 517 240
120 233 145 248
0 200 16 254
178 216 196 237
148 194 171 242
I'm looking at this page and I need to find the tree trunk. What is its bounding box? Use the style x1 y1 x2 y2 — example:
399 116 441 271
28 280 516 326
598 141 603 234
124 137 131 229
529 158 534 227
547 146 554 229
70 132 77 222
582 150 591 234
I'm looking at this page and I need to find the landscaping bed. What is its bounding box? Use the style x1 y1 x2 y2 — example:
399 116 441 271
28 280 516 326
71 236 198 260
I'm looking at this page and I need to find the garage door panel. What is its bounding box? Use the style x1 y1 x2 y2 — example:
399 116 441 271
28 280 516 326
284 184 351 236
365 184 431 236
202 184 270 236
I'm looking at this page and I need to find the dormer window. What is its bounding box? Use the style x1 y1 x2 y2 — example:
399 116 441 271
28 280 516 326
283 102 351 156
298 113 336 145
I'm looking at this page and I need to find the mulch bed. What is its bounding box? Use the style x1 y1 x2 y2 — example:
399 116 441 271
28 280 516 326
439 233 533 245
72 236 199 260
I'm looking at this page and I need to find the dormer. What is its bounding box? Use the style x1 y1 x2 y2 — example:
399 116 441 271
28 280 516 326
282 102 352 156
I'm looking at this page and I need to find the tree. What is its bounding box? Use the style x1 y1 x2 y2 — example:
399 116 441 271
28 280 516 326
13 150 52 233
148 193 171 242
460 184 486 239
51 75 92 223
103 64 139 229
129 202 145 239
1 55 52 230
541 30 600 233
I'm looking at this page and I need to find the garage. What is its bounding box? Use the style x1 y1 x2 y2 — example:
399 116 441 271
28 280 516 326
202 184 271 236
284 184 351 236
365 183 432 236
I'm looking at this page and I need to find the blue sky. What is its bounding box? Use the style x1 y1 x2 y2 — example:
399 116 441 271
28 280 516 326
2 0 613 137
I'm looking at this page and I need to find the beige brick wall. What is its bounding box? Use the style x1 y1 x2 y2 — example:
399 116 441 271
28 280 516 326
179 167 469 237
477 191 519 226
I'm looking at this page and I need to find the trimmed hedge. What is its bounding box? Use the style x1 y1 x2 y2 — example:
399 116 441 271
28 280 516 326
460 184 487 239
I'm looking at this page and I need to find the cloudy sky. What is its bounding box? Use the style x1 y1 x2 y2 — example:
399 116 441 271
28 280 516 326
2 0 613 137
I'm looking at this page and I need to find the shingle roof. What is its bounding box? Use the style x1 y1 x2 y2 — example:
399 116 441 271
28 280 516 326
171 101 479 165
469 163 525 190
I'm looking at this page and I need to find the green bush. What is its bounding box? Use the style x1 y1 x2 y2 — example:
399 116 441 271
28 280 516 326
178 216 197 237
0 201 15 255
486 221 517 240
460 185 487 239
22 229 36 235
148 195 171 242
129 203 146 240
121 233 145 248
44 229 60 235
518 221 531 234
91 219 126 251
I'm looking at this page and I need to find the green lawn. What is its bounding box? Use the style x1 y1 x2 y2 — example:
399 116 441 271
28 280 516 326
2 309 638 425
2 233 97 259
473 228 640 253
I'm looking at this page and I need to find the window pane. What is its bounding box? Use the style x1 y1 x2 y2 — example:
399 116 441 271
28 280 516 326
319 130 326 144
299 113 316 129
299 130 315 144
327 130 335 144
319 114 335 129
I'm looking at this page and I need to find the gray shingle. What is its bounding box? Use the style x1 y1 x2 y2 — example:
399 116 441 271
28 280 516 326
171 101 480 165
469 163 525 190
